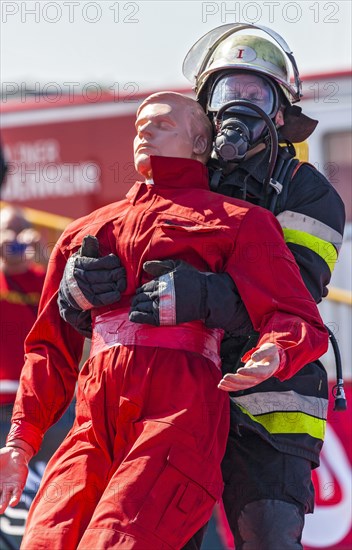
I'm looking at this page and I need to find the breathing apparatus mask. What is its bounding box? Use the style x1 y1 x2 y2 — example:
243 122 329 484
208 71 280 162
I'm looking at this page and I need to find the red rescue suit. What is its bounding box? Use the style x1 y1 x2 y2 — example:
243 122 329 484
8 156 328 549
0 265 45 404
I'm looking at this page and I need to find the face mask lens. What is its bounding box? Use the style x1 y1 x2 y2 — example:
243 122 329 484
209 74 276 117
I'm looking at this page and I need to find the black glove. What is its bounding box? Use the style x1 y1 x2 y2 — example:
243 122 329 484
57 292 93 338
58 235 127 338
59 235 127 311
129 259 253 335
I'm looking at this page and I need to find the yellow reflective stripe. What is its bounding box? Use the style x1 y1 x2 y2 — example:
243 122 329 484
277 210 343 251
282 228 338 272
232 391 328 420
237 405 326 440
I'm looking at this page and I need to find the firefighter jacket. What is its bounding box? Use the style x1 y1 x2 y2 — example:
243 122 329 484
214 147 346 466
8 156 328 454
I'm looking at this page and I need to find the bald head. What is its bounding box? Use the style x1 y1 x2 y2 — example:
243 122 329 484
134 92 213 177
137 92 213 163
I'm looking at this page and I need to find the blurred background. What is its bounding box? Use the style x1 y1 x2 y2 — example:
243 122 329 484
1 1 351 548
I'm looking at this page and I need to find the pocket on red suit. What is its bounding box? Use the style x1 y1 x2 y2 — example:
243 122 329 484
145 219 232 274
133 444 223 548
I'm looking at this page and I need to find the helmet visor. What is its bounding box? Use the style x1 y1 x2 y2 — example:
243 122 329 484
209 73 278 117
183 24 246 85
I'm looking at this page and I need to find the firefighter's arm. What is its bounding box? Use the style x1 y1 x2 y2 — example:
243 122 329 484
220 207 328 391
58 235 127 337
278 164 345 302
129 259 252 335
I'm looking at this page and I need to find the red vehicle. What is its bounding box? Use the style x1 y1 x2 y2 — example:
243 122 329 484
1 88 157 219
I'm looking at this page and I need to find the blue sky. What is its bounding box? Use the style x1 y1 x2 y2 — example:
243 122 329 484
1 1 351 94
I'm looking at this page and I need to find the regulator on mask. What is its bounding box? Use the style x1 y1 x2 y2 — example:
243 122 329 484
208 71 280 162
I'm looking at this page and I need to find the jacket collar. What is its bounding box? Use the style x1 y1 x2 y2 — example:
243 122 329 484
237 148 269 183
149 155 209 189
126 156 210 204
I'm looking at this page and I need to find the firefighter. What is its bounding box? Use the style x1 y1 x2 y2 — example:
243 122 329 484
0 92 328 549
178 26 346 550
157 27 346 549
53 25 346 550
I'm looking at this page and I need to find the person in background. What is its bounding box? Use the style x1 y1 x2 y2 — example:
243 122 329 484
0 206 45 413
0 206 76 550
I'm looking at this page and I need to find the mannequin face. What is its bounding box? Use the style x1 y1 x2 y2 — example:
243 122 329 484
134 100 196 177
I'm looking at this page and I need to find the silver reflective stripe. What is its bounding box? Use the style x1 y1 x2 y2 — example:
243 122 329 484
0 380 19 393
158 273 177 325
231 390 328 420
67 255 93 310
276 210 343 251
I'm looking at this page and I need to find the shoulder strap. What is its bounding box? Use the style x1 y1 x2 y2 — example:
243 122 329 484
271 157 300 215
263 145 305 214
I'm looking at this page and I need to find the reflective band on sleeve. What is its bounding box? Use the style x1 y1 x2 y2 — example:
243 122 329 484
67 255 93 310
235 404 326 441
233 390 328 420
282 228 338 272
277 210 343 251
158 273 177 325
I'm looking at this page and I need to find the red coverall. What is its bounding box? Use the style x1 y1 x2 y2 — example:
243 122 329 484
7 156 328 549
0 265 45 404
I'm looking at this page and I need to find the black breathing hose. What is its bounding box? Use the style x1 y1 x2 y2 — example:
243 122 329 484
325 325 348 411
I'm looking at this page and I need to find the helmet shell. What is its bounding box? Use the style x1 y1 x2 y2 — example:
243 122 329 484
197 34 294 104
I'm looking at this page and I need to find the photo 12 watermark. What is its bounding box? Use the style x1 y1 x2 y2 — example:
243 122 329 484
201 2 340 24
1 1 140 24
1 81 141 103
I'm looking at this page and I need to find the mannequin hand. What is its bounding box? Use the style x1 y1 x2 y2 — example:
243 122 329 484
0 443 33 513
218 343 281 391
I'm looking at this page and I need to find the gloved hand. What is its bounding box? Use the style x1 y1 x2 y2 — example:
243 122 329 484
0 441 34 514
217 343 282 391
58 235 127 337
59 235 127 311
129 259 253 334
57 292 94 338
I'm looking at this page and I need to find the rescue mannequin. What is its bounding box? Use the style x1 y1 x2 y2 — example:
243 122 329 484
0 92 328 550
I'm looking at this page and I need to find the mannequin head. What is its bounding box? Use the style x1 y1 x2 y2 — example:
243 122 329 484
134 92 213 178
